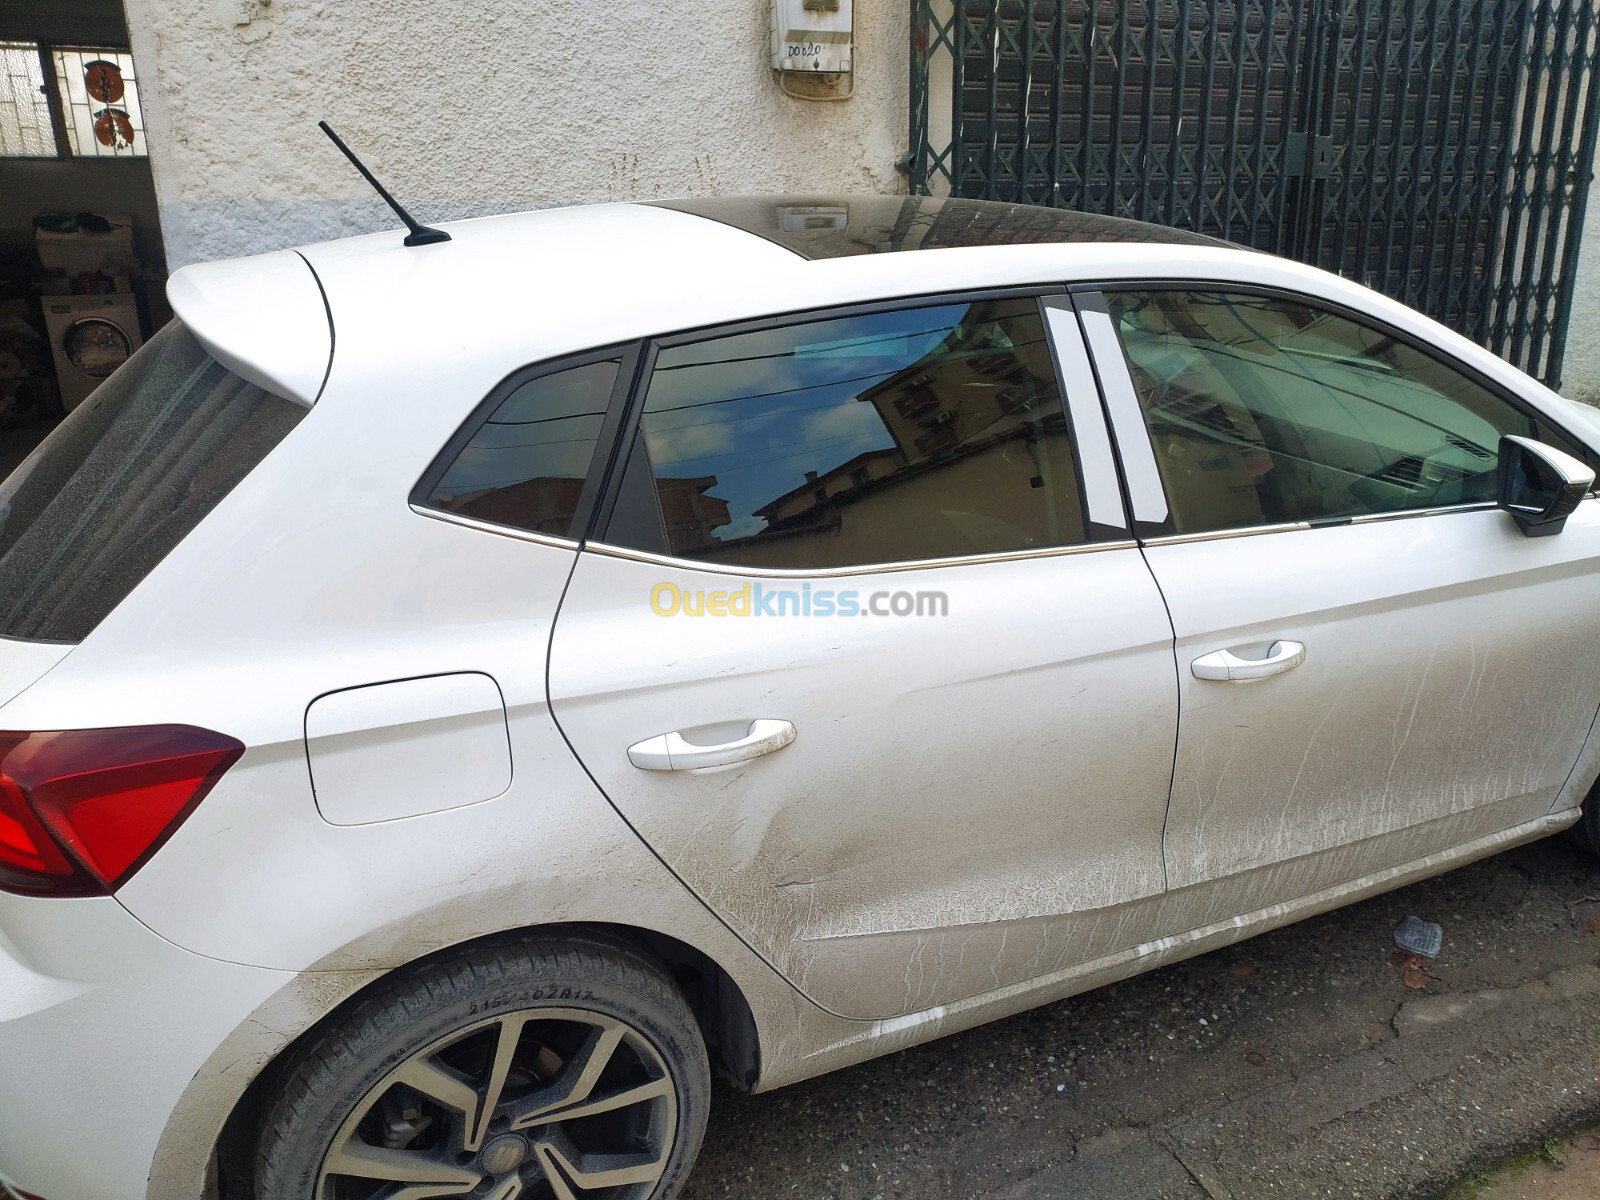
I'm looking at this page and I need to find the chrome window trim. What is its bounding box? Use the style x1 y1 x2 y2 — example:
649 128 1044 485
1140 521 1310 547
410 504 582 550
418 495 1564 556
581 537 1139 578
1139 501 1506 547
1039 297 1130 538
1071 292 1173 536
1346 500 1502 525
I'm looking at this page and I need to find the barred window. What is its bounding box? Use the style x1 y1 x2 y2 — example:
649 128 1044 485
0 42 148 159
0 41 55 157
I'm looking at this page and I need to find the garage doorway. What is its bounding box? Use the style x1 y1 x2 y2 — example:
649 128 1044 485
2 0 170 475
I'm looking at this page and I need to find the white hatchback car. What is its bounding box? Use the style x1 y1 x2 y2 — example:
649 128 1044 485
3 195 1600 1200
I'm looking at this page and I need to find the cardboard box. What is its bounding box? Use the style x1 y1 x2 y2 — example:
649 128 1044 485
35 215 137 276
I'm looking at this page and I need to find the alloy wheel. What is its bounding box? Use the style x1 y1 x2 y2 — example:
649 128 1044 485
316 1006 678 1200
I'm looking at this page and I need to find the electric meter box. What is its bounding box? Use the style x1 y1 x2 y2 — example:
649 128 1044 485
771 0 853 74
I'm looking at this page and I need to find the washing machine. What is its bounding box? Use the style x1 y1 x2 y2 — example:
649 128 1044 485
41 294 144 411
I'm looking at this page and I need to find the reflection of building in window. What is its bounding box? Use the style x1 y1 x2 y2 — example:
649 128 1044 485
446 477 586 537
744 313 1066 536
754 449 906 527
865 322 1055 463
657 476 731 547
684 305 1085 568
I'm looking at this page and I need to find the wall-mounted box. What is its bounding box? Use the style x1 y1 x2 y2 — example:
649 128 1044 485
771 0 853 73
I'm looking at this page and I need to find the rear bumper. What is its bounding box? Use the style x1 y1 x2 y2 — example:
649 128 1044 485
0 891 293 1200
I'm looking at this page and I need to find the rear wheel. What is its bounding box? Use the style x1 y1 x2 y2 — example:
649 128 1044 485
1567 778 1600 856
256 936 710 1200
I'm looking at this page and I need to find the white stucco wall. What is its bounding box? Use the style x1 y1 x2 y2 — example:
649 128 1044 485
122 0 908 269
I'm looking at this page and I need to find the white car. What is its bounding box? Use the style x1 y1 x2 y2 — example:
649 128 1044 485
2 194 1599 1200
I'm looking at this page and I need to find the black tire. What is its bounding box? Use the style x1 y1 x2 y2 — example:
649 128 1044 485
1567 779 1600 856
255 934 711 1200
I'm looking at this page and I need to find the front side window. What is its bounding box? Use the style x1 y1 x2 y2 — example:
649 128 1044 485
422 358 620 539
0 323 306 642
618 297 1087 570
1105 290 1535 535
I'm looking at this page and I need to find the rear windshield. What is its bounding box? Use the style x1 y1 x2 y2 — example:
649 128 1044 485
0 322 307 642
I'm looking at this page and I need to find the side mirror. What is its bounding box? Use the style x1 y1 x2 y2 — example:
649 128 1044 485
1497 435 1595 537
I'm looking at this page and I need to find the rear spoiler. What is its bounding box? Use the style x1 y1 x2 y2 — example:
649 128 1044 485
167 250 332 406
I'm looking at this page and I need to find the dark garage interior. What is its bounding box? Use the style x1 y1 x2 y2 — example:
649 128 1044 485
1 0 170 476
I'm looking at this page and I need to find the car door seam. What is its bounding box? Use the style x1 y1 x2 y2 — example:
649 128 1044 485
1135 544 1182 893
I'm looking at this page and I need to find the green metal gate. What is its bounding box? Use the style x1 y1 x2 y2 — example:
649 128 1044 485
908 1 1600 387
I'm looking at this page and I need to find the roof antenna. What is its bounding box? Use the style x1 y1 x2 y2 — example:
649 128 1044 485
318 121 451 247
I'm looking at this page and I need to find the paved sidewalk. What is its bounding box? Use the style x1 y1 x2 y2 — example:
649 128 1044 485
680 837 1600 1199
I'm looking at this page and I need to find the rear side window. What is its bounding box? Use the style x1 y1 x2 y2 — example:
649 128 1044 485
615 297 1087 570
0 322 306 643
420 357 621 539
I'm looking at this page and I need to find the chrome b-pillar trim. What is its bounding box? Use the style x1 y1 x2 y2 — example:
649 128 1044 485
1072 291 1174 539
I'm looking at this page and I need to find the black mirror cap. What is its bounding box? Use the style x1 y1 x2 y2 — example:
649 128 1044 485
1497 434 1596 537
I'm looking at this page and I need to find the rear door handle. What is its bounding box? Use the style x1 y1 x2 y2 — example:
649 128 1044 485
627 719 797 771
1192 640 1306 683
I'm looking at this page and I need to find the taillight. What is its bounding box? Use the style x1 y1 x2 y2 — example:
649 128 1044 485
0 726 243 897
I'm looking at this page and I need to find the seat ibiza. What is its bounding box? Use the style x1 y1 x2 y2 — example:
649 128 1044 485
2 195 1599 1200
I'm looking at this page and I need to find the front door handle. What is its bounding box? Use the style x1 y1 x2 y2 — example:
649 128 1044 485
1192 640 1306 683
627 719 797 771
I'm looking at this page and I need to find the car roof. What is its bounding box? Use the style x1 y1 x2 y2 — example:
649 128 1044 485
162 195 1316 413
161 193 1600 483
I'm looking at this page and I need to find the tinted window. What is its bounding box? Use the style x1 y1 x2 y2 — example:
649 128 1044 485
0 322 306 643
623 298 1086 569
1106 290 1535 534
424 358 619 538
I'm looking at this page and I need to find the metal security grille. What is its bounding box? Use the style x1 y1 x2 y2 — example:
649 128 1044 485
909 1 1600 387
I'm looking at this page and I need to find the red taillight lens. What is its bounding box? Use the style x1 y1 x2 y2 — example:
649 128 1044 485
0 755 82 891
0 726 243 897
